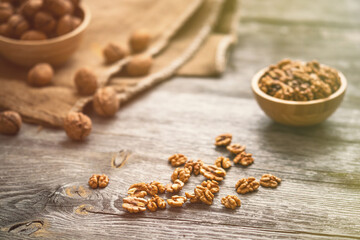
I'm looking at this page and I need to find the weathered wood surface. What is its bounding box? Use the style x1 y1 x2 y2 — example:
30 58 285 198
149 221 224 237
1 0 360 239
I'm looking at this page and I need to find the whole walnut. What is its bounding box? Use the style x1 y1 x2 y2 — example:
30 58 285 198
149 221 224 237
34 11 56 34
0 23 10 37
74 67 98 95
21 30 47 40
7 14 30 38
43 0 74 17
63 112 92 141
93 87 119 117
0 2 13 23
125 54 153 77
27 63 54 87
19 0 43 20
56 14 81 36
129 29 151 53
69 0 80 8
103 42 128 64
0 111 22 135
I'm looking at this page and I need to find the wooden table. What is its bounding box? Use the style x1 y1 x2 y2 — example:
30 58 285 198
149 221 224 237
1 0 359 239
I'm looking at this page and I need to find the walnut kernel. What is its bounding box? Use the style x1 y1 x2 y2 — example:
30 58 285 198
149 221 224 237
122 196 148 213
215 133 232 146
74 67 98 95
260 174 281 188
168 153 187 167
215 156 231 169
147 195 166 212
88 174 109 189
171 167 191 183
63 112 92 141
233 152 254 166
129 29 151 53
27 63 54 87
148 181 166 195
194 185 214 205
93 87 119 117
165 179 184 193
235 177 260 194
227 143 246 154
167 195 187 207
201 180 219 194
200 164 226 181
103 42 128 64
0 111 22 135
221 195 241 209
126 54 153 77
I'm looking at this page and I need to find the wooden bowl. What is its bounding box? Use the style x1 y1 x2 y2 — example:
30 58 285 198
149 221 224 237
0 4 91 67
251 65 347 126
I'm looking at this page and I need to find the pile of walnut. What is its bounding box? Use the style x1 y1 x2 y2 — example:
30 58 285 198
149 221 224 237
258 59 341 101
0 0 83 40
118 133 282 213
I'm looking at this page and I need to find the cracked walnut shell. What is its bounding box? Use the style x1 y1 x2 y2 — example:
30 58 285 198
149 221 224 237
165 179 184 193
235 177 260 194
93 87 119 117
168 153 187 167
63 112 92 141
167 195 187 207
215 133 232 146
221 195 241 209
171 167 191 183
0 111 22 135
74 67 98 95
194 185 214 205
201 180 219 194
215 156 231 169
200 164 226 181
227 144 246 154
233 152 254 166
122 196 148 213
260 174 281 188
147 195 166 212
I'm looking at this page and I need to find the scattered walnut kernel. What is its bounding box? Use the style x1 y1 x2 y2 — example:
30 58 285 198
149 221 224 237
221 195 241 209
128 188 147 198
88 174 109 189
34 11 56 34
0 111 22 135
27 63 54 87
167 195 187 207
201 180 219 194
260 174 281 188
215 133 232 146
168 153 187 167
185 192 201 203
103 42 128 64
129 29 151 53
184 159 203 175
21 30 47 40
148 181 166 195
171 167 191 183
194 185 214 205
56 14 81 36
63 112 92 141
233 152 254 166
165 179 184 193
74 67 98 95
227 144 246 154
128 182 148 194
200 164 226 181
125 54 153 77
122 196 148 213
44 0 74 18
215 156 231 169
93 87 119 117
235 177 260 194
184 160 194 172
7 14 29 38
147 195 166 212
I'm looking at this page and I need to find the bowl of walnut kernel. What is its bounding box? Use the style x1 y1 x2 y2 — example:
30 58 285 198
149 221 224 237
0 0 91 67
251 59 347 126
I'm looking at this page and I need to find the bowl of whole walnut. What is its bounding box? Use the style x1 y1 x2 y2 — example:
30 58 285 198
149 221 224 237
251 59 347 126
0 0 90 67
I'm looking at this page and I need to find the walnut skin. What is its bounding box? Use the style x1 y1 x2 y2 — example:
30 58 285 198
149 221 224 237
126 54 153 77
0 111 22 135
221 195 241 209
56 14 81 36
215 133 232 146
7 14 29 38
74 67 98 95
103 42 128 64
93 87 119 117
63 112 92 141
0 2 13 23
27 63 54 87
34 11 56 34
21 30 47 40
44 0 74 18
129 29 151 53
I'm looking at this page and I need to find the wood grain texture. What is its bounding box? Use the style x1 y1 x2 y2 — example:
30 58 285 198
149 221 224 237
1 0 360 239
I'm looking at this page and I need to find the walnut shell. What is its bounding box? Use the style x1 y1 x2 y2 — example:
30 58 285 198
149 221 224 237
56 14 81 36
27 63 54 87
19 0 43 19
7 14 30 38
93 87 119 117
44 0 73 17
0 2 13 23
74 67 98 95
63 112 92 141
21 30 47 40
103 42 128 64
125 54 153 77
0 111 22 135
129 29 151 53
0 23 10 37
34 11 56 34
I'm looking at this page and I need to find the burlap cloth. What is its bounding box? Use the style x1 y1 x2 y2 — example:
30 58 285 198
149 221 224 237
0 0 239 127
